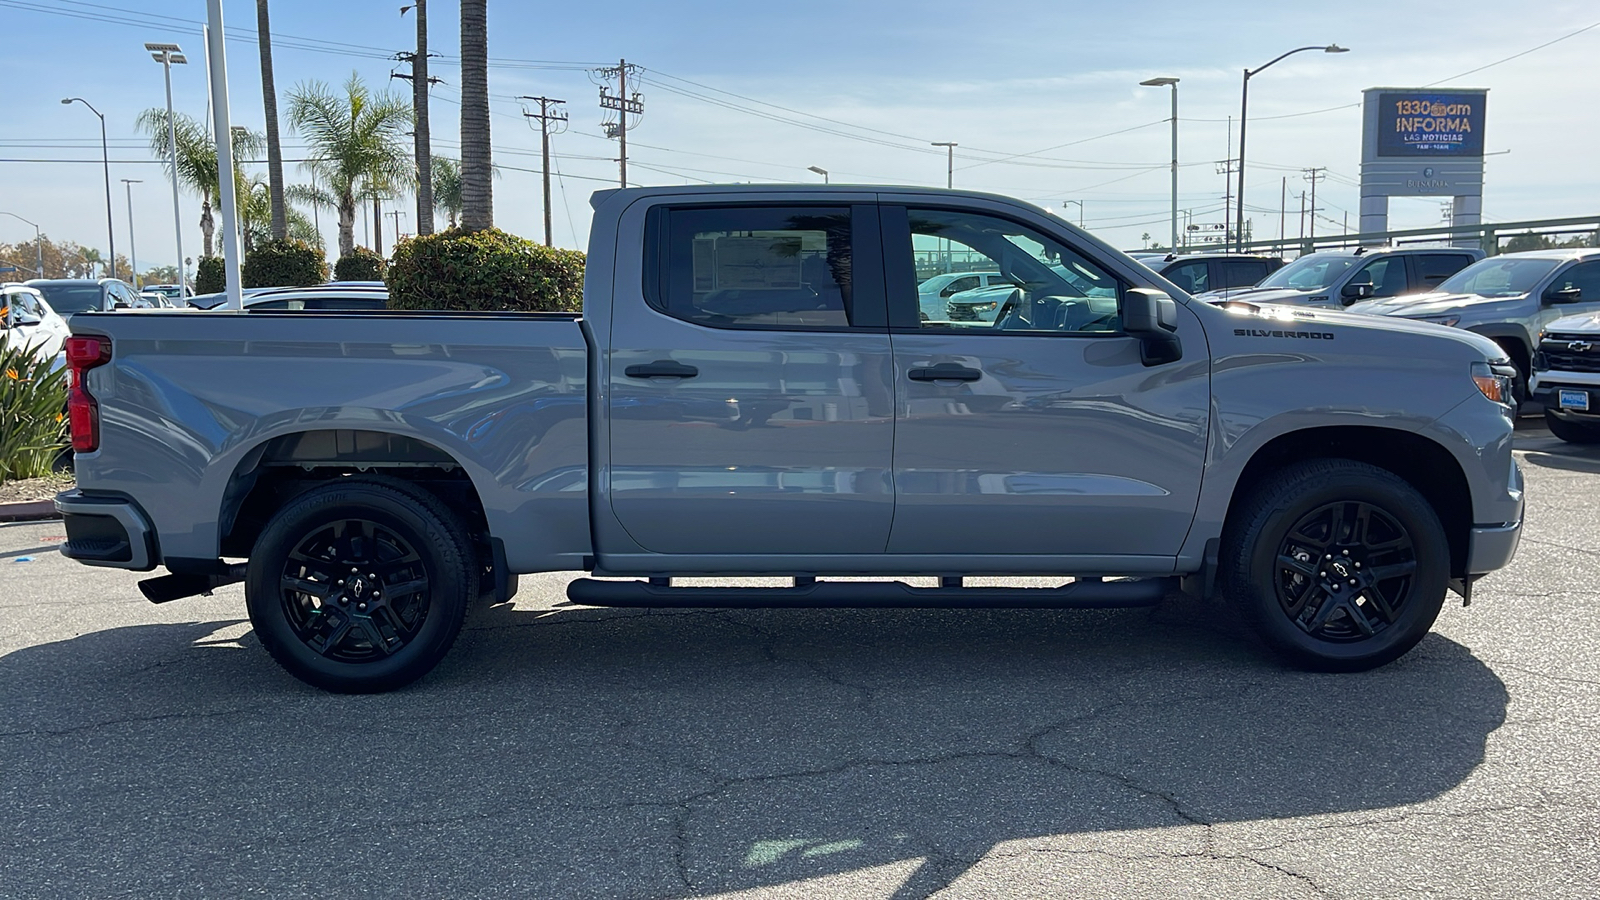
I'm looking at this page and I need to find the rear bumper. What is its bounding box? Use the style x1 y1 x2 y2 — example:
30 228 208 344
54 490 157 571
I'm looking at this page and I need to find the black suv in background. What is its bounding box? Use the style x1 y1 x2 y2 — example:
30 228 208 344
1135 253 1285 296
25 278 147 316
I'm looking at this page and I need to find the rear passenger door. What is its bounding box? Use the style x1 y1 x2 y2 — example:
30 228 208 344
606 203 897 555
1412 253 1476 292
1217 258 1270 290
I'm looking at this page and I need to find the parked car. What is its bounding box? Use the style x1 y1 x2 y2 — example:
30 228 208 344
1195 247 1483 308
189 284 389 311
1142 253 1285 296
1348 249 1600 400
56 184 1523 692
1530 311 1600 443
1 283 71 362
917 271 1009 321
143 283 192 304
945 262 1118 322
25 278 150 316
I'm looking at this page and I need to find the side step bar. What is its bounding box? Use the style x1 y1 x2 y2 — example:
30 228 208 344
566 577 1175 609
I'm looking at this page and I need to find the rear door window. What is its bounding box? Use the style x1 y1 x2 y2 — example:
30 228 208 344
1163 260 1209 294
1218 259 1269 288
1415 253 1475 288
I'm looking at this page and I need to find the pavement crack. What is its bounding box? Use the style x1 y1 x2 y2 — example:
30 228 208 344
0 704 272 738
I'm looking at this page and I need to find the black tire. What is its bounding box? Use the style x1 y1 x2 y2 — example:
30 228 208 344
245 477 478 693
1544 410 1600 444
1220 459 1449 672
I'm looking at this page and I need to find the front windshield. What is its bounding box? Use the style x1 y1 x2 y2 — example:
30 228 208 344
1256 254 1357 291
1436 257 1561 297
30 284 102 315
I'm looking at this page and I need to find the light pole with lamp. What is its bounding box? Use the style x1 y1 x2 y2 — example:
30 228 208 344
61 97 117 279
1140 77 1180 252
146 43 188 292
806 165 829 184
1063 199 1084 228
930 141 957 188
1236 44 1348 250
121 179 143 288
0 211 44 277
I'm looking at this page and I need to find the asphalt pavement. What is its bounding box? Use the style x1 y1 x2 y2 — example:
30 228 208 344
2 418 1597 899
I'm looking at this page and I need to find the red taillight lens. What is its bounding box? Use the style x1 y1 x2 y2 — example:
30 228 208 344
65 336 110 453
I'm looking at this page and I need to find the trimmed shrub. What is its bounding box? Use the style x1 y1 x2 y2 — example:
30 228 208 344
0 334 69 483
242 238 329 288
334 246 386 282
387 228 584 313
194 256 226 295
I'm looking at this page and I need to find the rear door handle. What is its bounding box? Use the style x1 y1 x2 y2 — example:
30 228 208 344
624 360 700 379
908 364 982 382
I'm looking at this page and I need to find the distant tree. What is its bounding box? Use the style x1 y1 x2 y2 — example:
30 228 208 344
136 109 263 257
431 157 463 228
287 74 413 256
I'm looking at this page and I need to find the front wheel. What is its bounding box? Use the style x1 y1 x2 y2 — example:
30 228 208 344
1544 410 1600 444
245 478 478 693
1221 460 1449 672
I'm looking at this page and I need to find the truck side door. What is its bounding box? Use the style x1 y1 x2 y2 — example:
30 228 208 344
880 204 1209 558
605 202 897 555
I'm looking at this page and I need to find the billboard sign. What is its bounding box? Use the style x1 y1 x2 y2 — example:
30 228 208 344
1375 90 1485 157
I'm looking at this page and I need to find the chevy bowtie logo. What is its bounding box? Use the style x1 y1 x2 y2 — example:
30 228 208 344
1569 341 1595 353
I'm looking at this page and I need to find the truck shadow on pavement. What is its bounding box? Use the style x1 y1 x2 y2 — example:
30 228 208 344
0 596 1507 899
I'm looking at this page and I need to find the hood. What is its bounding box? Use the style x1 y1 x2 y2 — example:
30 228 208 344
1544 311 1600 335
1347 291 1528 318
1215 300 1508 361
1195 286 1321 305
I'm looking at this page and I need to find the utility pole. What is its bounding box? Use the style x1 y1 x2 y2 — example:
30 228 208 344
596 59 643 188
121 179 142 287
1216 158 1237 249
1299 191 1307 242
396 1 441 235
1279 176 1287 243
931 141 957 188
387 208 407 241
1302 168 1326 239
520 95 568 246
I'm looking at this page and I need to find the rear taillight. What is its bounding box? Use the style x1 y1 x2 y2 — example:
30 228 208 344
65 335 110 453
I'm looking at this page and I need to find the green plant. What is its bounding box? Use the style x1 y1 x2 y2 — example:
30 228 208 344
195 256 227 294
387 228 584 312
242 238 329 288
334 246 386 282
0 335 69 483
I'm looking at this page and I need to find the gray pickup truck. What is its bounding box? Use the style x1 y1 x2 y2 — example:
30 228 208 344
55 185 1525 692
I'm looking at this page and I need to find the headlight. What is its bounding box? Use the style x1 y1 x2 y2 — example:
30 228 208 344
973 301 997 312
1419 315 1461 327
1471 361 1514 408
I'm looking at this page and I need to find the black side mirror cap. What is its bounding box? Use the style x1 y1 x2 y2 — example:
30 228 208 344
1545 286 1582 304
1123 288 1182 367
1342 281 1375 300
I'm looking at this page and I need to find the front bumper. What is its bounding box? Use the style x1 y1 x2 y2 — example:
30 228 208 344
54 490 157 571
1467 521 1522 575
1531 380 1600 422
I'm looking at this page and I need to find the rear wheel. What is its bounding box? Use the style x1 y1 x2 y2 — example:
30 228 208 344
1544 410 1600 444
245 478 477 693
1221 459 1449 671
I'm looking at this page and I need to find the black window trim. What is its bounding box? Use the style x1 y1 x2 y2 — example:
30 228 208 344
641 201 887 334
881 202 1130 338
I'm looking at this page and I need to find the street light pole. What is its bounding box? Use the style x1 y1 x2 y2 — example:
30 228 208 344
121 179 142 288
1140 77 1180 252
0 212 43 277
146 43 188 292
931 142 957 188
61 97 116 279
1064 200 1084 228
806 165 829 184
1236 44 1348 251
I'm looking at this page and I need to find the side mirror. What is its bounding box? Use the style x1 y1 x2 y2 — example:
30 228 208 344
1341 279 1375 301
1122 288 1182 366
1545 286 1582 304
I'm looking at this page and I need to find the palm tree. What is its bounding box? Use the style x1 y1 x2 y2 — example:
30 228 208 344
241 176 321 251
459 0 492 231
256 0 287 239
431 157 463 228
286 74 413 256
136 110 264 257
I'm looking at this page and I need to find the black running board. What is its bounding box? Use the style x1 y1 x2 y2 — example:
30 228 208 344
566 577 1174 609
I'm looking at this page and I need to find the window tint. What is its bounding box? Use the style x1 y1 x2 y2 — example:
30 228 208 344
1550 262 1600 301
941 275 980 297
1163 260 1209 294
30 284 104 315
1416 253 1472 285
1354 258 1409 298
904 208 1121 335
654 206 856 329
1219 260 1269 288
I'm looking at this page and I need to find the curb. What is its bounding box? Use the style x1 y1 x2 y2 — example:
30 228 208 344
0 500 59 523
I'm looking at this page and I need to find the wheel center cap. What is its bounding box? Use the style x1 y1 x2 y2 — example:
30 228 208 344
1329 559 1352 579
350 578 367 599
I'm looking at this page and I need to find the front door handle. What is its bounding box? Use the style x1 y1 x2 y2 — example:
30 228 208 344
625 360 700 379
908 364 982 382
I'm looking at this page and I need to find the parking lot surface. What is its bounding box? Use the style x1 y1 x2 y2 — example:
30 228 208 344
2 419 1597 899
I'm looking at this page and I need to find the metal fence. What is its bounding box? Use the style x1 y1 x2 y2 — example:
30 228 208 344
1235 214 1600 259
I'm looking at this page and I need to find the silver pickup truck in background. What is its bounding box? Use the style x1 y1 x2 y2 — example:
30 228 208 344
56 185 1525 692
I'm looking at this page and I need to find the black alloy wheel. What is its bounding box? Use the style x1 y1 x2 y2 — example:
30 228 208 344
246 478 477 693
1222 459 1450 671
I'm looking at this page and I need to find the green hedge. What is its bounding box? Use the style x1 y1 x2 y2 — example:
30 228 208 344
387 228 584 312
0 334 69 483
242 238 329 288
194 256 226 295
334 246 386 282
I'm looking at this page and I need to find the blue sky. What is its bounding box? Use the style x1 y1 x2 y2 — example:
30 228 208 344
2 0 1597 272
